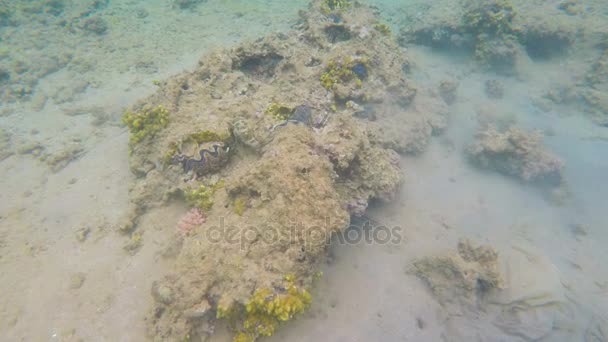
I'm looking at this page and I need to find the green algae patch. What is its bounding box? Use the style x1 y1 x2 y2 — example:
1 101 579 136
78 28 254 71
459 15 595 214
122 105 169 145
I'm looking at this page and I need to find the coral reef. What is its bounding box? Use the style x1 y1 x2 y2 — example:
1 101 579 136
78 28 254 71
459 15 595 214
398 0 578 73
121 1 447 340
467 126 564 185
473 33 524 74
578 49 608 126
463 0 516 37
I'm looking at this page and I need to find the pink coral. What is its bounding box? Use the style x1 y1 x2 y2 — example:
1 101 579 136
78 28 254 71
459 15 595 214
178 208 206 236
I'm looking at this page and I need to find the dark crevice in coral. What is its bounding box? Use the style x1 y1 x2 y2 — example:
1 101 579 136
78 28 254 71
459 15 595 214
401 27 467 50
324 24 352 43
522 32 573 60
235 53 284 78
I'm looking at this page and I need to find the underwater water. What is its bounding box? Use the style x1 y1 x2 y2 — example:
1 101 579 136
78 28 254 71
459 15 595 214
1 0 608 341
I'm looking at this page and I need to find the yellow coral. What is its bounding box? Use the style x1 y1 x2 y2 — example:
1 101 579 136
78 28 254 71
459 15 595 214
232 275 312 341
185 185 215 211
233 333 255 342
122 105 169 145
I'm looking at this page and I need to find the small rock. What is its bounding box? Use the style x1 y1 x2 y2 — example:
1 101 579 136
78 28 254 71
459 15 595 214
69 272 86 289
416 317 425 329
570 223 588 238
439 80 459 105
81 16 108 35
185 299 212 318
485 79 504 99
123 232 143 255
135 8 148 19
75 227 90 242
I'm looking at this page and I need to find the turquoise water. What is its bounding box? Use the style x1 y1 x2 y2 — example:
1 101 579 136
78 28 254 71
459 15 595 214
1 0 607 341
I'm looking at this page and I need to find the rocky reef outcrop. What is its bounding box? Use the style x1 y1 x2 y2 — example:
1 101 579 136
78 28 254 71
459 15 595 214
120 1 447 341
398 0 578 75
466 126 564 186
580 48 608 126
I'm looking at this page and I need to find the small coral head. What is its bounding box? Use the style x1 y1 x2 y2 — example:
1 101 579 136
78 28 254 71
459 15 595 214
178 208 206 236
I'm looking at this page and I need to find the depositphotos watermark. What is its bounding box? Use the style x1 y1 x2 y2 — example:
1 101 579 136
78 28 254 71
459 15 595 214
200 216 403 250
